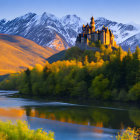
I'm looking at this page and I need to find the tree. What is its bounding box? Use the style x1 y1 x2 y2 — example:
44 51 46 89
127 83 140 101
95 52 101 62
89 74 110 100
71 81 88 99
19 69 32 95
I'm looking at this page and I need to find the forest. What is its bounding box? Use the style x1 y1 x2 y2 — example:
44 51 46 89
0 43 139 102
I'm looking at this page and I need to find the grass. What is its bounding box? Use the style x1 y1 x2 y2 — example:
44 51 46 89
0 120 54 140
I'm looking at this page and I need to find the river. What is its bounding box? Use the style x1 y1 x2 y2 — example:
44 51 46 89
0 90 139 140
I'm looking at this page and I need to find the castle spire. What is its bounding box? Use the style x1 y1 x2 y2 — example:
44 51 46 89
90 16 95 33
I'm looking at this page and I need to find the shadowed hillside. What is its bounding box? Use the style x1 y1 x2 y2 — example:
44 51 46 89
47 50 66 63
0 34 57 75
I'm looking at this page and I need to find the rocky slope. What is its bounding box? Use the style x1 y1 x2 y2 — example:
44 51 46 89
0 34 56 75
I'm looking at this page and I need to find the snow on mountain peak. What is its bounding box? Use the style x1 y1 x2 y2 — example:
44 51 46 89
61 15 85 26
0 12 140 51
19 12 36 20
96 17 108 22
41 12 58 20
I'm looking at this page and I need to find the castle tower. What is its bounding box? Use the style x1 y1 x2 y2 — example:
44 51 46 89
82 24 85 33
90 16 95 33
110 33 115 46
100 30 105 44
75 17 117 49
105 27 110 45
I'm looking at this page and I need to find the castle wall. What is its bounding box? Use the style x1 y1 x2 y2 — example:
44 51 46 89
81 37 86 44
94 33 98 42
87 34 91 40
76 43 100 51
111 36 115 46
100 31 105 44
105 32 110 45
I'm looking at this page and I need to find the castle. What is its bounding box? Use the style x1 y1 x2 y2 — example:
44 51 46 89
76 17 117 49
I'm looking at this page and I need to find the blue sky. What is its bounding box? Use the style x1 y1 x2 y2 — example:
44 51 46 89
0 0 140 24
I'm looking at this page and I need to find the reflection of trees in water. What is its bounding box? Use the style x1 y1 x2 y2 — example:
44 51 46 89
23 106 133 129
0 108 25 118
129 110 140 127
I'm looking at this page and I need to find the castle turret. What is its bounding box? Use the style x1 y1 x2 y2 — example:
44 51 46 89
82 24 86 33
76 16 117 49
90 16 95 33
110 32 115 46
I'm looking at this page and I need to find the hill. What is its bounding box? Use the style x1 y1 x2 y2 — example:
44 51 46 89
0 34 57 75
47 50 66 63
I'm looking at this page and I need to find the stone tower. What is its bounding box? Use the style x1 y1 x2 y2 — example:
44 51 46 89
75 17 117 49
90 16 95 33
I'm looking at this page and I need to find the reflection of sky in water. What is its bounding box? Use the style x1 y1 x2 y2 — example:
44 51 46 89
0 91 77 108
27 117 116 140
0 90 138 140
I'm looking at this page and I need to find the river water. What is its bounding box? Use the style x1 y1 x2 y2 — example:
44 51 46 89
0 90 139 140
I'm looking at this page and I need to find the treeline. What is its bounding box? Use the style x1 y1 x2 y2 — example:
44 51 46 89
0 45 139 102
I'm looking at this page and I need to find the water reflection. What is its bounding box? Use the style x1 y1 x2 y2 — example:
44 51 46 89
1 91 140 140
0 108 25 118
0 105 131 130
23 106 136 130
0 103 139 130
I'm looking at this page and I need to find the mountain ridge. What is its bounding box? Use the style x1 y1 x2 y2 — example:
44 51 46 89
0 12 140 51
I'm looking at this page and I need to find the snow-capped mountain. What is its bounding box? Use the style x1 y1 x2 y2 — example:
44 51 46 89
95 17 140 51
0 12 140 51
120 33 140 52
0 12 85 51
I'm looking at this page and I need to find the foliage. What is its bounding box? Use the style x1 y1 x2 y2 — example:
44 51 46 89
116 127 140 140
0 45 139 102
89 74 111 100
127 83 140 101
0 120 54 140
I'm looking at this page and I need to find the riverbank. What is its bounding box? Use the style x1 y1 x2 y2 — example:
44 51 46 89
8 91 140 116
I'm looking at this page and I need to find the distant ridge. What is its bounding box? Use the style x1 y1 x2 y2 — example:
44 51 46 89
0 12 140 51
0 34 57 75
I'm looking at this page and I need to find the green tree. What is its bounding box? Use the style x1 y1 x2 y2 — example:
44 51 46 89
89 74 110 100
127 83 140 101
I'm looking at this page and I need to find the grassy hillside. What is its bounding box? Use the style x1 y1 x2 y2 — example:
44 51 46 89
0 34 57 75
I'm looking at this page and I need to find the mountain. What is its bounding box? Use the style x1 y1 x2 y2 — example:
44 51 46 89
0 13 84 51
95 17 140 52
0 34 56 75
0 12 140 51
120 33 140 51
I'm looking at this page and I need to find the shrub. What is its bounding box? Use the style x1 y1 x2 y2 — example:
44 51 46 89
0 120 54 140
116 127 140 140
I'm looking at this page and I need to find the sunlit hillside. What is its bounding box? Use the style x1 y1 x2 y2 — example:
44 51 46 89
0 34 57 75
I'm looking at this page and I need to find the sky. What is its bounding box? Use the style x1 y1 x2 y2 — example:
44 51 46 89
0 0 140 24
